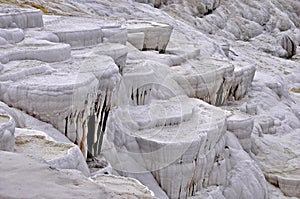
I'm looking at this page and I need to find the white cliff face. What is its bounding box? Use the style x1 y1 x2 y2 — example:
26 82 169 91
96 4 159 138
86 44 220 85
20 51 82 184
0 0 299 198
0 10 123 158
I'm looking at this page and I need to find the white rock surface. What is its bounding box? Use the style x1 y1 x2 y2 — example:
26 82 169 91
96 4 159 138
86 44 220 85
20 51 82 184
14 128 90 176
0 28 24 44
104 96 267 198
0 7 43 29
0 38 71 64
126 20 173 53
0 1 299 198
226 110 253 152
0 108 15 151
0 151 156 199
92 174 155 198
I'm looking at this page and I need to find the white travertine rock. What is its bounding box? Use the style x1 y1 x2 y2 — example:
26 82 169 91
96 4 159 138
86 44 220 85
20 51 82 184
253 130 300 198
163 33 255 106
43 16 103 48
126 20 173 53
230 61 256 101
0 101 25 128
102 25 128 45
0 1 299 199
127 32 145 50
93 43 128 72
257 116 276 135
0 7 43 29
43 15 128 46
106 96 223 198
187 132 269 199
119 171 170 199
227 110 253 152
0 151 156 199
92 174 155 198
170 57 254 106
0 38 71 64
0 36 8 45
0 54 120 158
267 182 298 199
134 0 163 8
14 128 90 176
71 43 128 72
0 110 15 151
105 96 268 198
170 58 235 106
222 132 268 199
0 28 24 44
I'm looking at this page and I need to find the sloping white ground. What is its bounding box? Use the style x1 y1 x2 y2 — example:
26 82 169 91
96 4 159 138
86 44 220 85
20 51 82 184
0 151 155 199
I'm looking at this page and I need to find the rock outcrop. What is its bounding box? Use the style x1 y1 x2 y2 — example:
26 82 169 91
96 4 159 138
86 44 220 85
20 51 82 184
0 9 123 158
0 0 299 198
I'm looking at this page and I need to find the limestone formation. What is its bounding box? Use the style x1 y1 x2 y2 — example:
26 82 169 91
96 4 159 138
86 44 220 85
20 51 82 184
14 129 90 176
0 11 122 158
92 174 155 198
104 96 267 198
0 1 299 199
0 7 43 28
226 110 253 152
126 20 173 53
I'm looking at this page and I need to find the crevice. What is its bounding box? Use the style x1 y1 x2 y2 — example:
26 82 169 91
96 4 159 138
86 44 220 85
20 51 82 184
64 116 68 137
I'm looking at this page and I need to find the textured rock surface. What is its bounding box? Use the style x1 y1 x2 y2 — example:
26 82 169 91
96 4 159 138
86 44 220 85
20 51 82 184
104 96 267 198
0 7 43 28
126 20 173 53
0 151 155 199
226 110 253 152
93 174 155 198
0 0 299 198
14 128 90 176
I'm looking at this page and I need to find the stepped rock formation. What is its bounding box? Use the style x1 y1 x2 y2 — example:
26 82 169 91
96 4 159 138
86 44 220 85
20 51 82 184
0 0 299 198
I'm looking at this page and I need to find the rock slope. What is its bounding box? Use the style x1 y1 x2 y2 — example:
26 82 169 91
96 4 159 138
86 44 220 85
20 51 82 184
0 0 299 198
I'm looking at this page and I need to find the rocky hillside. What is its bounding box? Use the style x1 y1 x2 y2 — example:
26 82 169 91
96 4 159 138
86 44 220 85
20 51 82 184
0 0 299 198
